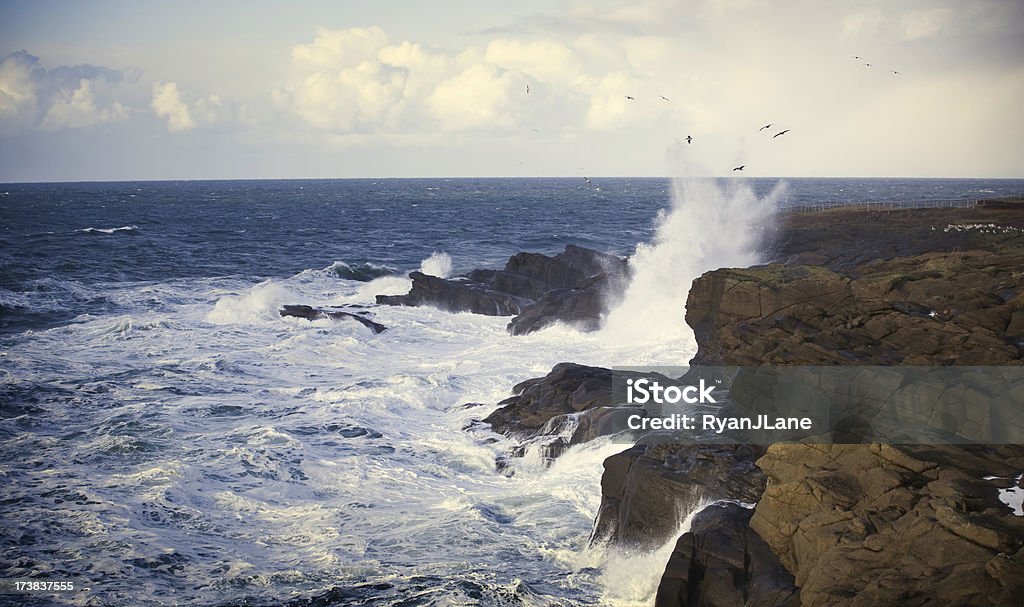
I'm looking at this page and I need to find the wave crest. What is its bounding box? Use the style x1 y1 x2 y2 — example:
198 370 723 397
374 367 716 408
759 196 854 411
76 225 139 235
324 261 397 281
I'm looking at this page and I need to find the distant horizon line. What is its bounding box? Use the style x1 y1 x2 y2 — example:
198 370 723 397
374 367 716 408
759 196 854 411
4 175 1024 186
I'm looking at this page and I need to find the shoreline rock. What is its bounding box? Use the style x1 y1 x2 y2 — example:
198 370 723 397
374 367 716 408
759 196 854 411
655 502 799 607
279 304 387 334
377 245 629 334
468 202 1024 605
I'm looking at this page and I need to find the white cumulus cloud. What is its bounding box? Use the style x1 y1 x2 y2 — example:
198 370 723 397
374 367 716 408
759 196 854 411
41 79 127 130
151 81 245 132
0 50 133 135
151 81 195 131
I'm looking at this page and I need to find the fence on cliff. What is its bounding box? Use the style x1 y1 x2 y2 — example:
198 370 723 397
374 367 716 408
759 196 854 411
783 195 1024 214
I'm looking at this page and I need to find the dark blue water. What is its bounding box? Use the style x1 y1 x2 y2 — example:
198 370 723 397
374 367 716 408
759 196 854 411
3 177 1022 335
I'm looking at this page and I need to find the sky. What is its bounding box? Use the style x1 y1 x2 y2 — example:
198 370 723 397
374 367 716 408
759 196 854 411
1 0 1022 181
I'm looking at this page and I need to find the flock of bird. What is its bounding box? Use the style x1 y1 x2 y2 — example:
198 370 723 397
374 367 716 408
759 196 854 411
521 53 900 183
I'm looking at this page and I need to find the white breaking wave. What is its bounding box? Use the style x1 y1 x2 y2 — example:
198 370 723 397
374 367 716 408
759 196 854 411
76 224 139 234
206 280 296 324
602 177 783 348
420 250 453 278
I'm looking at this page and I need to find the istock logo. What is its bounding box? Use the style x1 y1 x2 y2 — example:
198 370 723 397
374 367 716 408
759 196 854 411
625 378 717 404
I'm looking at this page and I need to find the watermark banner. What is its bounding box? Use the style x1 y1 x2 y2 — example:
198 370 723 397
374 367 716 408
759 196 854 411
608 366 1024 444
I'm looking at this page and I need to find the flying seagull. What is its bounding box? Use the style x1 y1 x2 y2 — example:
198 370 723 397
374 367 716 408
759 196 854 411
852 56 862 60
864 63 872 67
759 123 773 131
686 135 692 144
733 165 745 171
660 95 671 102
773 129 790 139
892 70 900 75
625 95 636 100
526 84 530 94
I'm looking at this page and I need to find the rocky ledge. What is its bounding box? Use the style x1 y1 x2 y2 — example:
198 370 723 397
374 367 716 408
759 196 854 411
480 363 646 466
749 442 1024 606
650 202 1024 606
377 245 629 334
475 200 1024 606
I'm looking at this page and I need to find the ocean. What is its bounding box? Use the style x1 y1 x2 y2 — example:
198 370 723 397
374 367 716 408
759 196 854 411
2 176 1023 606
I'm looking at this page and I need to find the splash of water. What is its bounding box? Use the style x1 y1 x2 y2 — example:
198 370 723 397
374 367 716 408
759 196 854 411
586 496 713 606
602 177 784 348
206 280 295 324
420 251 453 278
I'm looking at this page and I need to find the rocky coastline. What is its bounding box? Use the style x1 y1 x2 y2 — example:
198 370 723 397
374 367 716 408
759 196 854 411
385 199 1024 605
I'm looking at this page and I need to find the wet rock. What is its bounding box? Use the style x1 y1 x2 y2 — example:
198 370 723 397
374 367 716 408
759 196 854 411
481 363 645 467
280 304 387 334
655 502 799 607
592 442 767 548
377 245 629 334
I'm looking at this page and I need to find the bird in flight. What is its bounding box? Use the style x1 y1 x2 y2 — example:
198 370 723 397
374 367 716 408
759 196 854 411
733 165 745 171
526 85 530 94
773 129 790 139
759 123 773 131
625 95 635 100
686 135 692 144
864 63 873 67
660 96 671 102
892 70 900 75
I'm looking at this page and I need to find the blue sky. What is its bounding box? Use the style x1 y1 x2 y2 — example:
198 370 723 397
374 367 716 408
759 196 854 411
1 0 1022 181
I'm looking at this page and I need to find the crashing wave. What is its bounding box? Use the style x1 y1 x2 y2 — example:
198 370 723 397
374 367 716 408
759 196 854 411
324 261 398 281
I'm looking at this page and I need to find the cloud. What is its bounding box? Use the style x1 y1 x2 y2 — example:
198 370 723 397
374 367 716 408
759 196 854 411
151 81 247 132
901 7 954 40
151 81 195 131
843 9 885 38
41 79 127 130
292 26 390 71
0 51 38 128
0 50 133 135
428 64 521 130
483 39 580 84
273 25 684 136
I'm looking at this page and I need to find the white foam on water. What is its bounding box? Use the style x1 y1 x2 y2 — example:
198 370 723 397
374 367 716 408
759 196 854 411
1 182 784 605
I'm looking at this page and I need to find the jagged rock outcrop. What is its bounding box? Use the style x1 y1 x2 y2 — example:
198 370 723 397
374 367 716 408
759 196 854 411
592 443 766 548
279 304 387 334
377 245 629 334
481 363 645 465
655 502 800 607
